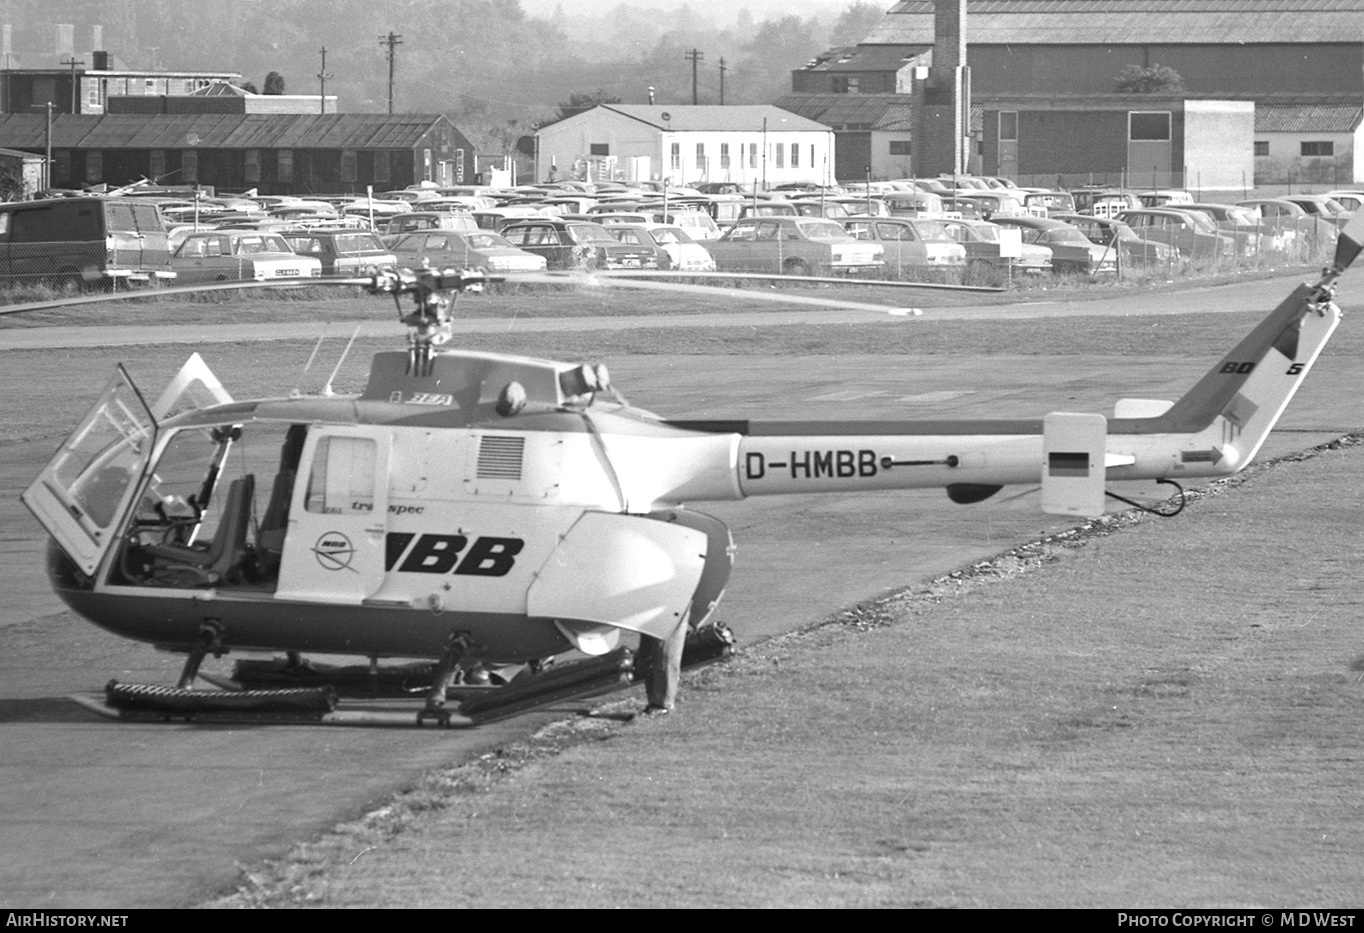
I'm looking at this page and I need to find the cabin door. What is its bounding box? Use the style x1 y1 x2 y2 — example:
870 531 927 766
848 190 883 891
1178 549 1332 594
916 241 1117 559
275 426 391 604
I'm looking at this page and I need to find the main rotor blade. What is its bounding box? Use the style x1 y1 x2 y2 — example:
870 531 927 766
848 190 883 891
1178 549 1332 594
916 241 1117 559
0 276 374 317
507 270 939 315
593 269 1004 294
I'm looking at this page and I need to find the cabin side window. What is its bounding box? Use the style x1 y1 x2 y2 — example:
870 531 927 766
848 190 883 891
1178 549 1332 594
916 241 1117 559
305 436 377 515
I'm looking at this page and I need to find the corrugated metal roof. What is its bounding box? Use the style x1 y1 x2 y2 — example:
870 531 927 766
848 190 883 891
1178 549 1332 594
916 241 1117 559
1257 102 1363 130
775 94 917 130
599 104 831 133
0 113 452 150
871 0 1364 44
875 102 917 130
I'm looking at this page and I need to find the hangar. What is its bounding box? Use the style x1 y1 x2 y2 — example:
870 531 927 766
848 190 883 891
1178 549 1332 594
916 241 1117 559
0 112 476 196
791 0 1364 184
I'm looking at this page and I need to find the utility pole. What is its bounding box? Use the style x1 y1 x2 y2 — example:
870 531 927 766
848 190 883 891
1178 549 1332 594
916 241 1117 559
317 47 332 114
719 57 726 105
684 48 704 105
379 31 403 114
60 56 84 112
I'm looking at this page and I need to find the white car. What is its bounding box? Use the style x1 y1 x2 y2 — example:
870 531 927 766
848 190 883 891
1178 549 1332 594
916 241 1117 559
170 231 323 284
610 223 717 272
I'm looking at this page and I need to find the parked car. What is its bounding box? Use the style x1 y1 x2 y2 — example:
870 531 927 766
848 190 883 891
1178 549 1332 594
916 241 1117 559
0 196 175 289
938 218 1052 275
881 190 944 218
709 198 799 231
471 207 548 233
788 199 852 219
380 211 478 239
500 218 658 270
1049 213 1173 266
170 230 323 284
1136 188 1195 208
1023 190 1076 215
1116 208 1236 264
706 216 884 276
278 228 396 275
1322 189 1364 213
1279 194 1353 227
841 217 965 277
938 196 986 221
1236 198 1334 258
387 230 548 273
641 208 723 241
953 190 1029 219
607 224 716 272
990 215 1119 275
1178 203 1264 259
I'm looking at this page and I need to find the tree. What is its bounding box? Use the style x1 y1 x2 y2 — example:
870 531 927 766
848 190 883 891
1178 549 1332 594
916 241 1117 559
263 71 286 95
554 90 621 122
1115 63 1185 94
828 1 886 48
241 81 259 94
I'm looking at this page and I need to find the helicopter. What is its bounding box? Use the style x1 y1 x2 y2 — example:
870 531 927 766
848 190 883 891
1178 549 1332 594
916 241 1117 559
17 212 1364 726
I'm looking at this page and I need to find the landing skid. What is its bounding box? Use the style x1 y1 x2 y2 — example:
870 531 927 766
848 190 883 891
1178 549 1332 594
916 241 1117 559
67 623 736 728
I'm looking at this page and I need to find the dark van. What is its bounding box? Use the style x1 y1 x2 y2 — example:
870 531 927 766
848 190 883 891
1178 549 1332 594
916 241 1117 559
0 196 175 289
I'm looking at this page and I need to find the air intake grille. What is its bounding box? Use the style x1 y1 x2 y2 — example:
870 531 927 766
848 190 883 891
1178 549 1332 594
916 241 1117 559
477 435 525 480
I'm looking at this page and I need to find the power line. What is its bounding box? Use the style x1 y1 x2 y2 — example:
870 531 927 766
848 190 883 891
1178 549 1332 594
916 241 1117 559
379 31 403 114
684 47 704 105
317 47 332 115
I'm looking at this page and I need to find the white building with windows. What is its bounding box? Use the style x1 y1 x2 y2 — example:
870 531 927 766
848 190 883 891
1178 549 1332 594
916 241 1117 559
534 104 835 190
1254 99 1364 187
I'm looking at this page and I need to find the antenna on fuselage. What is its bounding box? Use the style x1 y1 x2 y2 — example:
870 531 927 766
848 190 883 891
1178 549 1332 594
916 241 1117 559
322 326 363 397
291 333 328 398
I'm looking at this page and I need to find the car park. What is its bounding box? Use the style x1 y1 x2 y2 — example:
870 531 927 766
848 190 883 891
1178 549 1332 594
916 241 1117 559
500 218 659 270
278 228 396 275
842 217 965 277
990 215 1119 275
170 230 323 284
706 216 884 276
938 217 1052 275
386 230 548 273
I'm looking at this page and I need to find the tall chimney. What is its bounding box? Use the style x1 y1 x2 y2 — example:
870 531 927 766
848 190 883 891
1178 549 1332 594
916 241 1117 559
910 0 971 177
55 24 74 56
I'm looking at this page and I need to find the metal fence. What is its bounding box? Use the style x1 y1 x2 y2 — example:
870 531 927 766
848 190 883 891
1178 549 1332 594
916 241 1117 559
0 240 175 291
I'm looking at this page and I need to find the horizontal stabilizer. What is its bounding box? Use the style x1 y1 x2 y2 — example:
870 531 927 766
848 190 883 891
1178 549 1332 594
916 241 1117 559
1114 398 1173 419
